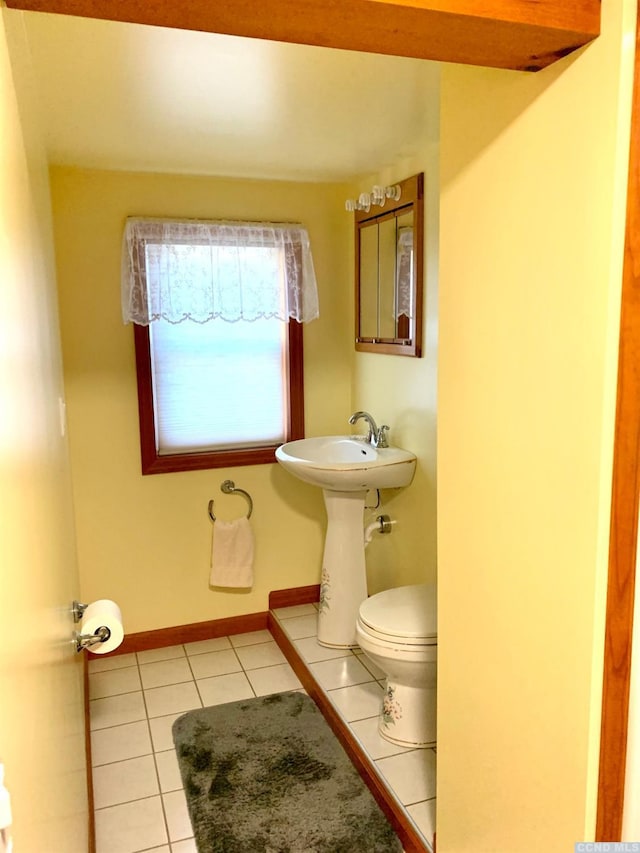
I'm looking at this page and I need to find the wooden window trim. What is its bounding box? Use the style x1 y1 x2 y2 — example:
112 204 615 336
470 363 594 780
133 320 304 475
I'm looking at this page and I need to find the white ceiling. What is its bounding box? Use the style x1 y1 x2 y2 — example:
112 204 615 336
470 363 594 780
19 11 439 183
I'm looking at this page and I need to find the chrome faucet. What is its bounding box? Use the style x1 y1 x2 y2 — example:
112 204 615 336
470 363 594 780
348 411 390 448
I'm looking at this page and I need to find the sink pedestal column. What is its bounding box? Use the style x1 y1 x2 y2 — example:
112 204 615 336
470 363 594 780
317 489 368 648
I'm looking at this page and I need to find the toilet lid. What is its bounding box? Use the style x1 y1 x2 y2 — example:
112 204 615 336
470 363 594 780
359 584 437 641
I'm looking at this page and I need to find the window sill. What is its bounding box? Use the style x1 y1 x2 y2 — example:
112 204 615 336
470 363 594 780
141 444 281 475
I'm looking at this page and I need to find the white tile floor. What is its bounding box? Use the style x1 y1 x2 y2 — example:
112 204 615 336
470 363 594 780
273 604 436 850
88 608 436 853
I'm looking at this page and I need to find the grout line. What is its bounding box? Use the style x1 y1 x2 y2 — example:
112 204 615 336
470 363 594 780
183 645 199 685
142 677 197 693
91 746 155 768
148 646 180 849
192 678 206 710
138 649 173 849
247 674 258 698
137 845 175 853
230 644 244 673
231 647 257 694
238 659 292 673
89 686 145 701
94 792 165 813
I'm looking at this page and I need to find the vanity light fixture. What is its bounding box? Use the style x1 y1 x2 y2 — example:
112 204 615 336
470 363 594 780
345 184 401 212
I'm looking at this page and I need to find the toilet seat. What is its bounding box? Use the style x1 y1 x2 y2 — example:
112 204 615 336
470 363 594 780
358 583 437 646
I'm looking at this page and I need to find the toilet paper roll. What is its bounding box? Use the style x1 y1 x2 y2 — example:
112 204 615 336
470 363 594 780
81 599 124 655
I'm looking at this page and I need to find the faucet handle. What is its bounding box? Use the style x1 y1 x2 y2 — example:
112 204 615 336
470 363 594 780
375 425 390 448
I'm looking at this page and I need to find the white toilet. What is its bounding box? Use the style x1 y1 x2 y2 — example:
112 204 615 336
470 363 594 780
356 583 437 748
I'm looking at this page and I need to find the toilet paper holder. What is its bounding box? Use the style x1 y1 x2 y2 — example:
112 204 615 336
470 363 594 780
74 626 112 653
72 600 88 622
72 600 112 653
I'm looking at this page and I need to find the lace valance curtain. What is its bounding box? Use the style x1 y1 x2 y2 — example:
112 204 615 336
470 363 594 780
121 218 320 325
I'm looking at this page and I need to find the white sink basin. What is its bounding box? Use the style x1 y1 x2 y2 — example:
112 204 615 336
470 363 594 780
275 435 416 491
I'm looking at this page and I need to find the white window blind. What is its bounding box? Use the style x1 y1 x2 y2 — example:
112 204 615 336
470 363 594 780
150 316 285 454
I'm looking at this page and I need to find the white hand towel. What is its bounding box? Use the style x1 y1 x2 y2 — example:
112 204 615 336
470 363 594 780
210 516 254 589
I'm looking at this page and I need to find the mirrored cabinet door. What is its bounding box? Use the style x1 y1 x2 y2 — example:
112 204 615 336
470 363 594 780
378 214 398 340
359 222 379 340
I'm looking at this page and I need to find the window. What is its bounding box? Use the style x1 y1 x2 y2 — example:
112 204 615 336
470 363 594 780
122 218 318 474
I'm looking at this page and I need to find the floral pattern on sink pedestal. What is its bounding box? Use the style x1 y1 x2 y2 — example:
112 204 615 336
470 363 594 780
319 567 331 612
316 490 368 648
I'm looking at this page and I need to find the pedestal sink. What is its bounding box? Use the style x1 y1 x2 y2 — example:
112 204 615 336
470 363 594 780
275 436 416 647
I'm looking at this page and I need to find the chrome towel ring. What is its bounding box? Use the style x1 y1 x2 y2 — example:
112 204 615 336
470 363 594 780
208 479 253 522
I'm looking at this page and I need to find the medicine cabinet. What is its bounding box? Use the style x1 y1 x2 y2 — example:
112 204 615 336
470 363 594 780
355 172 424 357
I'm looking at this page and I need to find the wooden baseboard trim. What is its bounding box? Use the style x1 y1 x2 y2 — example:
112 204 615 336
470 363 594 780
268 612 429 853
89 611 269 658
92 587 321 659
268 584 320 609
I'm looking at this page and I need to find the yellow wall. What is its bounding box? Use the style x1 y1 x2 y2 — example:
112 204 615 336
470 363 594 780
351 95 440 595
436 0 635 849
0 11 87 852
51 168 353 633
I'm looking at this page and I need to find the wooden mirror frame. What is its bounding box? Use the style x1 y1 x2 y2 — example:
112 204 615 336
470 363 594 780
354 173 424 357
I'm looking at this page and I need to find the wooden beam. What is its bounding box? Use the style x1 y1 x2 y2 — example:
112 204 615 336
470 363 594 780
4 0 600 71
596 7 640 841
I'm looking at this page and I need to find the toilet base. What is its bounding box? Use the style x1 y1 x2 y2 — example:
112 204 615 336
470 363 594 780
378 681 436 749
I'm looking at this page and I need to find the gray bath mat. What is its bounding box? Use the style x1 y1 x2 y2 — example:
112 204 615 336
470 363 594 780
172 692 403 852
